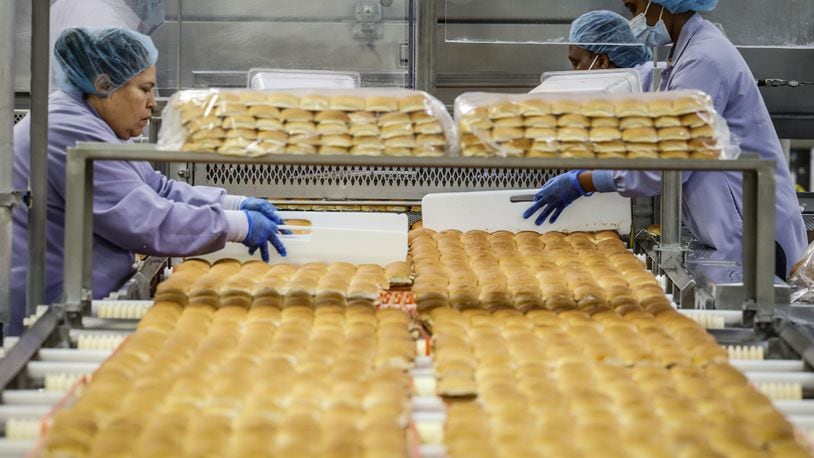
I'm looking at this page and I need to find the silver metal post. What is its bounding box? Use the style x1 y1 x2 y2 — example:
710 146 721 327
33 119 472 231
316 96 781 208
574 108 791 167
743 166 776 324
62 151 93 315
27 0 50 314
415 0 435 93
0 0 17 326
659 171 683 270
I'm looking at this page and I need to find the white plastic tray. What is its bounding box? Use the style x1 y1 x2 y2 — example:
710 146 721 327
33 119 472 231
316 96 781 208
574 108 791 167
194 211 408 265
422 190 631 235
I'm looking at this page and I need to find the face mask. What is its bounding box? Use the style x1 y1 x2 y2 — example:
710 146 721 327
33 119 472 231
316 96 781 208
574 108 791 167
587 55 599 71
630 2 672 47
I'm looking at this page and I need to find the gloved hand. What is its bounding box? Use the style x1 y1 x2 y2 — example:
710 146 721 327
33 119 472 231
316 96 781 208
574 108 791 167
523 170 590 225
242 210 287 262
240 197 292 235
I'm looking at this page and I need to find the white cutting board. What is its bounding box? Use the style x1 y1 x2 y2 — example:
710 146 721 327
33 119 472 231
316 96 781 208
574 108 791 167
193 211 408 265
422 190 631 235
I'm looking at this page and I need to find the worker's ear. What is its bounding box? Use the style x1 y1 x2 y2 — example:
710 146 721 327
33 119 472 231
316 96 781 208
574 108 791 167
597 54 613 70
94 74 114 97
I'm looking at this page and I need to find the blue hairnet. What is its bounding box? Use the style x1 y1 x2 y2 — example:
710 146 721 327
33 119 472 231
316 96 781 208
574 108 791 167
650 0 719 13
569 10 652 69
53 27 159 98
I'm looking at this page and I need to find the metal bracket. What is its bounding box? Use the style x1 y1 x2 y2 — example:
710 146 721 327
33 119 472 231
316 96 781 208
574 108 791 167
0 190 29 209
353 1 384 42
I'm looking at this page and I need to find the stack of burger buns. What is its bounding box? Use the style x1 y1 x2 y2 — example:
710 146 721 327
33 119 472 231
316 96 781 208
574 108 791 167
161 89 455 158
456 90 726 160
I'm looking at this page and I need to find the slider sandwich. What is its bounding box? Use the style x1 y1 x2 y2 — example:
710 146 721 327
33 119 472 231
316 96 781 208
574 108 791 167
589 127 623 142
330 95 366 111
221 115 256 130
378 112 411 128
524 114 557 128
518 99 550 116
648 99 674 117
615 99 650 117
681 112 708 128
557 114 591 128
673 95 710 115
255 117 284 131
300 94 329 111
488 102 521 119
580 99 615 117
267 92 300 108
366 96 399 112
591 117 620 128
622 127 658 143
655 116 682 128
399 94 427 113
557 127 589 143
658 127 691 141
620 117 654 130
322 134 353 148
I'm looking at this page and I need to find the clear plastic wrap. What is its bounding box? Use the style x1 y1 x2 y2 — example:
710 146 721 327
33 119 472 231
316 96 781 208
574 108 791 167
454 90 739 160
159 88 458 157
790 241 814 303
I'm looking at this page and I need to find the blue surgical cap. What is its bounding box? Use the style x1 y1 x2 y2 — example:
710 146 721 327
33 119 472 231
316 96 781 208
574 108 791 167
650 0 719 14
569 10 652 69
53 27 159 98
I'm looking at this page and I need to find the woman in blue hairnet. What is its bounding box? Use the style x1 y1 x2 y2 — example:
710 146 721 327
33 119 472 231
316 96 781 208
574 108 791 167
567 10 658 91
10 27 286 335
525 0 806 281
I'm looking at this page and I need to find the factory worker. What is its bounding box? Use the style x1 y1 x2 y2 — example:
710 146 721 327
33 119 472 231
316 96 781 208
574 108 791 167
567 10 658 91
525 0 807 281
50 0 165 89
10 27 286 335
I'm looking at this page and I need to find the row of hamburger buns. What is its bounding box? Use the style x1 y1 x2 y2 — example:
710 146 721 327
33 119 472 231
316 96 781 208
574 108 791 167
428 306 810 458
457 91 725 159
409 228 673 316
162 89 454 158
155 258 412 307
45 293 416 457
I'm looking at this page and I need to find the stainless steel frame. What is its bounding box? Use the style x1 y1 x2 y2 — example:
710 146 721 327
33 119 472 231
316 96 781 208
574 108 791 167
0 0 16 328
26 0 49 315
61 143 778 324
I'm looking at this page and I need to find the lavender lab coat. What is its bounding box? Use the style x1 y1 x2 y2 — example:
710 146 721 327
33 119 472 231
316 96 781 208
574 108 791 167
603 14 806 275
10 91 231 335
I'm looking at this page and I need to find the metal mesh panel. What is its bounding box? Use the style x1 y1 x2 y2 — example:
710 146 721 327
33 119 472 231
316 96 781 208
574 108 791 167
196 163 561 200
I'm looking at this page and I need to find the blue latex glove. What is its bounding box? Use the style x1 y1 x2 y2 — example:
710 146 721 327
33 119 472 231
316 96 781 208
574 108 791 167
240 198 292 235
242 210 287 262
523 170 590 225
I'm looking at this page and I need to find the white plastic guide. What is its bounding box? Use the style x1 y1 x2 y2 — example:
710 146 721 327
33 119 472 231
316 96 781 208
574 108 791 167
195 211 409 265
422 190 631 235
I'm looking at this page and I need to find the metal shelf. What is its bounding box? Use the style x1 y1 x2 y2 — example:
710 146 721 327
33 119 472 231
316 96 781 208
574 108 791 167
60 143 777 327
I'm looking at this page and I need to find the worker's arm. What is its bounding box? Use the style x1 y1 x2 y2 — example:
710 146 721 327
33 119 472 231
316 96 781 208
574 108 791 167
89 160 248 257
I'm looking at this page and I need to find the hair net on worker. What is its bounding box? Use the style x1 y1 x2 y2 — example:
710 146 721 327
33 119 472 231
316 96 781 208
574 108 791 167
569 11 651 69
53 27 159 98
650 0 719 14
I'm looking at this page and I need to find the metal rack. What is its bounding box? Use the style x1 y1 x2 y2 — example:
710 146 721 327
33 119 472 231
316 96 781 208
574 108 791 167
58 143 777 326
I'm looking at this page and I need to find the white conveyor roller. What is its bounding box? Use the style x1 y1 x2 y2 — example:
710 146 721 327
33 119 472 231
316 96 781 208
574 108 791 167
26 362 99 380
732 360 805 372
37 349 111 364
774 401 814 416
0 439 37 457
0 406 50 422
1 391 62 406
746 372 814 389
